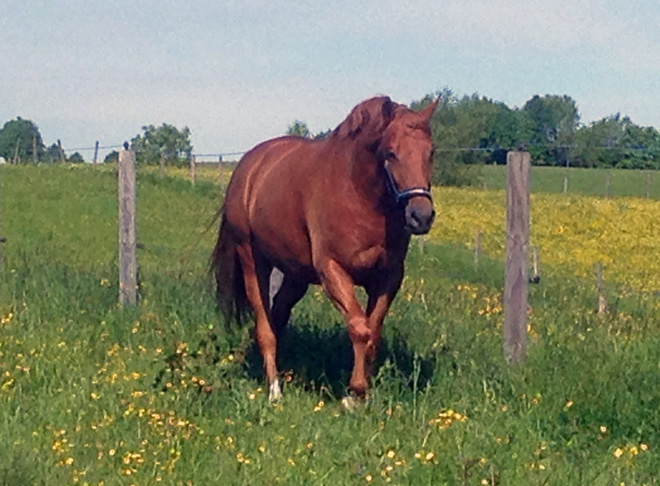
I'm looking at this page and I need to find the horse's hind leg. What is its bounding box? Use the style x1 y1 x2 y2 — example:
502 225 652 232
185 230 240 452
236 245 281 400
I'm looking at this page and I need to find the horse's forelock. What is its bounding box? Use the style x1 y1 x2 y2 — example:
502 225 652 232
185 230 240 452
334 96 397 140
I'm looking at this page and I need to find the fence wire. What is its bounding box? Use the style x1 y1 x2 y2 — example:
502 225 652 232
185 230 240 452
58 140 660 164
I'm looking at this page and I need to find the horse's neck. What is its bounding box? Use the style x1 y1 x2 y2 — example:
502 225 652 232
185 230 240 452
346 144 387 207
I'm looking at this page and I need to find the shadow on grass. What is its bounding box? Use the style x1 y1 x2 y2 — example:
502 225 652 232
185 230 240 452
151 318 437 402
242 321 437 398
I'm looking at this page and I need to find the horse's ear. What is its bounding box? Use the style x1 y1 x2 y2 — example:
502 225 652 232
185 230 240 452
382 97 395 122
419 97 439 123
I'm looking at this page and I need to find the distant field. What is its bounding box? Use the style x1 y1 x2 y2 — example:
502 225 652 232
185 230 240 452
156 163 235 187
480 165 660 199
429 186 660 293
1 164 660 485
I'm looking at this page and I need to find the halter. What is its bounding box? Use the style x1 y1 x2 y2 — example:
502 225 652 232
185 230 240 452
383 159 433 205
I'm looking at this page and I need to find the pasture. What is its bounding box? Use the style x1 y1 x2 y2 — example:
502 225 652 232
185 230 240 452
480 165 660 200
1 164 660 485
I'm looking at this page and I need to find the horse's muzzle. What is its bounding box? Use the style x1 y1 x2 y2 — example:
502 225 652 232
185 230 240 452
405 204 435 235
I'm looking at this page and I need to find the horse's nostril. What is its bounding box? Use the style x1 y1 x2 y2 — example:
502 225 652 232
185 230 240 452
415 209 433 225
405 204 434 234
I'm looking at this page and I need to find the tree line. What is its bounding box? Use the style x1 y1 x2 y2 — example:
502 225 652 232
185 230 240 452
411 89 660 171
288 90 660 184
3 89 659 176
0 117 87 164
0 119 192 166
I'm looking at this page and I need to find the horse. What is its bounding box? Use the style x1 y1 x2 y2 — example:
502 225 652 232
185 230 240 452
212 95 438 400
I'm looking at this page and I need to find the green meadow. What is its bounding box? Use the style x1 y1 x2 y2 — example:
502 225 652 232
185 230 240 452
1 164 659 485
480 164 660 199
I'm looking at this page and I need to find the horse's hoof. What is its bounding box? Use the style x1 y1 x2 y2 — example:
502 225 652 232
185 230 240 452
341 396 358 412
341 393 370 411
268 379 282 403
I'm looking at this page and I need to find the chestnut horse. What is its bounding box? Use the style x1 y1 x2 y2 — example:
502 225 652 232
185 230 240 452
212 96 438 400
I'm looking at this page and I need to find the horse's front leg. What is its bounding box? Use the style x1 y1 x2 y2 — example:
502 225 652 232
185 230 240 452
365 268 404 376
317 259 371 397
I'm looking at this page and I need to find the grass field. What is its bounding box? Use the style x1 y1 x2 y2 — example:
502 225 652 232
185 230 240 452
1 164 660 485
480 165 660 200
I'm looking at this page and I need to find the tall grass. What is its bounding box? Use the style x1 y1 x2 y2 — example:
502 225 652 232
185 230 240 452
0 164 659 484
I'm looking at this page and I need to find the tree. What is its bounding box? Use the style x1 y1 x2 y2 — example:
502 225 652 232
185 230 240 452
0 117 44 163
573 114 660 169
285 120 332 140
412 90 481 185
413 90 536 184
522 95 579 166
43 143 63 163
104 151 119 164
286 120 311 138
131 123 192 166
523 95 579 143
68 152 85 163
313 129 331 140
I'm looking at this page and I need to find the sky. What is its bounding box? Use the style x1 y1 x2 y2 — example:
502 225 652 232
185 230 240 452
2 0 659 161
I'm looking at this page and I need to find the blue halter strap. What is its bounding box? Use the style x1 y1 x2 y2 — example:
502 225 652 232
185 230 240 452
383 160 433 204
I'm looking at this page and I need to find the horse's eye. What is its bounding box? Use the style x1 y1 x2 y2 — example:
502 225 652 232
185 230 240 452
384 150 397 161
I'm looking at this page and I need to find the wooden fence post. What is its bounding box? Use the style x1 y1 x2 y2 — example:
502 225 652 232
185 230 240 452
417 236 425 254
118 145 138 307
595 262 608 314
504 151 530 364
13 139 20 164
189 155 197 186
529 246 541 284
57 139 65 163
605 173 612 198
159 153 166 178
93 141 100 164
473 229 482 269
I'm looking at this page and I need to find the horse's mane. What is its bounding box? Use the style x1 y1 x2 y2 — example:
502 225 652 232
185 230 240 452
331 96 406 142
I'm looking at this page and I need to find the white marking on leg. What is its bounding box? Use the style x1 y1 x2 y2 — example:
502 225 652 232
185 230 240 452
269 378 282 402
341 393 369 411
341 396 358 412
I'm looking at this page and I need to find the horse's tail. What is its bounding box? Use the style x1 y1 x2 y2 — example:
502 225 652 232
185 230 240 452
211 208 249 326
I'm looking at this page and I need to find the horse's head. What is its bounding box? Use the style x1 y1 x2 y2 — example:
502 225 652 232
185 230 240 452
378 99 438 235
